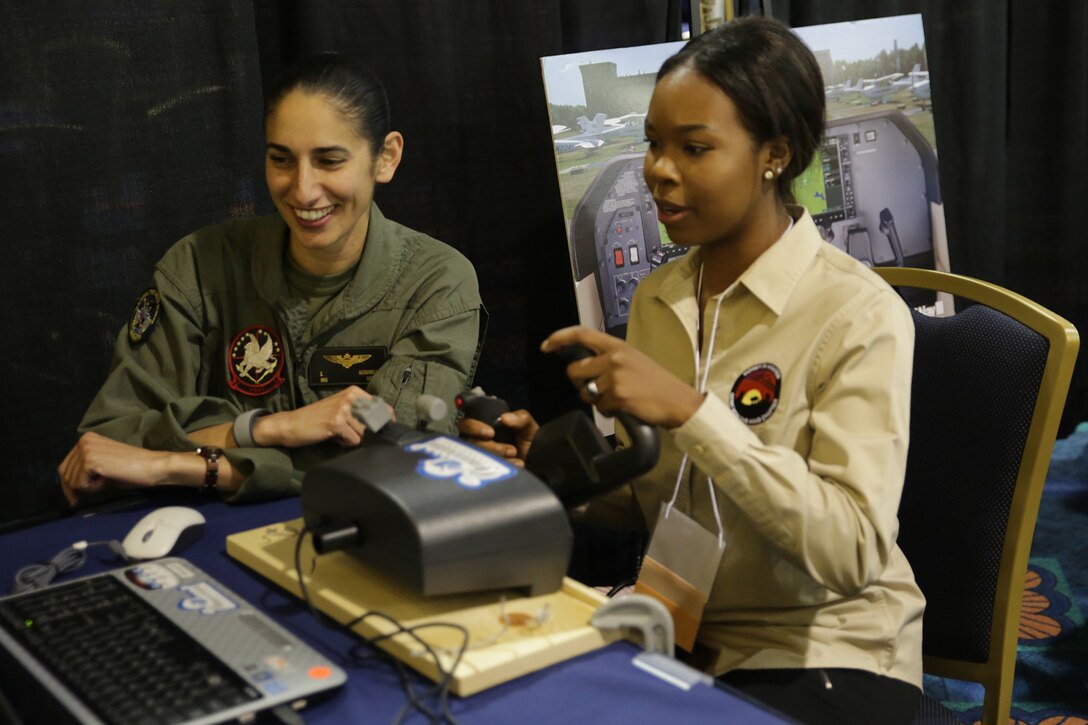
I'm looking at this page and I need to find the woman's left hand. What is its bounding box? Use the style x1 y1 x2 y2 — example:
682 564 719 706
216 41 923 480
542 326 705 429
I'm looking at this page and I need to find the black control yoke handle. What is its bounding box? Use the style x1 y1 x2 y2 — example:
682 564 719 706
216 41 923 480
548 343 661 503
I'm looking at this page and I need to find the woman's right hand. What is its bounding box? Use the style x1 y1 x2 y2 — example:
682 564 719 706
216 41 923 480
58 432 241 505
458 409 540 466
253 386 375 448
59 433 170 506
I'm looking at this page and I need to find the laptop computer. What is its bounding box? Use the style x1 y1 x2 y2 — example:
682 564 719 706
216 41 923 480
0 557 346 725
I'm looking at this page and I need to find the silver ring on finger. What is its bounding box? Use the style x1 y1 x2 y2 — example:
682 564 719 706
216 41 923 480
584 379 601 402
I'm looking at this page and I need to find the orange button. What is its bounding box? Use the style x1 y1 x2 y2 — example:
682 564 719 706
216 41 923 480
308 665 333 680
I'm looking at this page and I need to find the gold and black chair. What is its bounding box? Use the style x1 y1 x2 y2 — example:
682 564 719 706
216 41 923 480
874 267 1079 725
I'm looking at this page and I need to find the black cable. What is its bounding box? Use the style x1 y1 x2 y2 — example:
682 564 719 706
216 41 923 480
297 532 465 724
606 576 638 599
266 703 306 725
358 613 469 725
293 527 469 725
292 534 438 720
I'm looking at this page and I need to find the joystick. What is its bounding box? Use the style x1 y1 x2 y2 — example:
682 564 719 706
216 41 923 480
456 387 516 446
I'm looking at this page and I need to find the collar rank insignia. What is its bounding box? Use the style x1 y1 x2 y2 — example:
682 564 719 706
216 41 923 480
128 288 161 344
228 325 285 397
730 363 782 425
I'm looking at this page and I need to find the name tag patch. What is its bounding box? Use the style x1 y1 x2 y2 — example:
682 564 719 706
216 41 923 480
309 346 388 387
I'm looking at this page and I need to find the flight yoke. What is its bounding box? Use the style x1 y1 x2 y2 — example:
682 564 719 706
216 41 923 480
301 346 660 598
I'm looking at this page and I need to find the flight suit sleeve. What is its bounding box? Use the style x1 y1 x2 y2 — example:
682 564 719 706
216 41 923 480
77 265 301 502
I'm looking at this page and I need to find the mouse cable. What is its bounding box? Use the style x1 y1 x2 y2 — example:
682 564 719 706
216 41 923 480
10 539 124 594
293 526 468 725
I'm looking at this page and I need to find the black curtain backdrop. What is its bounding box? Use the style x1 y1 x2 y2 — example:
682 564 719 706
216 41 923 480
0 1 270 526
2 0 1084 528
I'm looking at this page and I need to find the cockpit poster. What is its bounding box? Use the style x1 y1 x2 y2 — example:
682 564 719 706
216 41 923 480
792 13 948 312
540 12 947 350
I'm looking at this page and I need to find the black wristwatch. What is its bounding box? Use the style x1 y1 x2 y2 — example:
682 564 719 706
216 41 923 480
196 446 224 491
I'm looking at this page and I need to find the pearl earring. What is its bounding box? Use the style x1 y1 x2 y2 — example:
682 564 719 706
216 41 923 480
775 167 783 175
763 169 774 181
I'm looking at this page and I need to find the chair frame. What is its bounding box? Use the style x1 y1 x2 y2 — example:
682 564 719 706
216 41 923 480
875 267 1079 725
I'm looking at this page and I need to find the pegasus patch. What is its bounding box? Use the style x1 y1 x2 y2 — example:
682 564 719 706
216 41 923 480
228 325 285 397
730 363 782 425
128 288 161 344
309 346 387 387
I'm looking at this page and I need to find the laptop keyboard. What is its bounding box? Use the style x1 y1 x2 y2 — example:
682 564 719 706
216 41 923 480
0 574 260 724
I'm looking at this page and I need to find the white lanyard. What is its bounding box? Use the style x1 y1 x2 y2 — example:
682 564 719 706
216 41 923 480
663 215 794 548
664 263 727 546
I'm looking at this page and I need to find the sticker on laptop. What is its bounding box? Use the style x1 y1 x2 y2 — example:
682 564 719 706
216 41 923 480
178 582 239 615
164 561 196 580
124 564 180 590
405 436 516 489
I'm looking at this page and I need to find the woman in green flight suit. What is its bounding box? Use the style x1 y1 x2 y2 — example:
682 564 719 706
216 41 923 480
59 52 482 505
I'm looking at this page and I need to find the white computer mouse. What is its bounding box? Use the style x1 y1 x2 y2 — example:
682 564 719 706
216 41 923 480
121 506 206 560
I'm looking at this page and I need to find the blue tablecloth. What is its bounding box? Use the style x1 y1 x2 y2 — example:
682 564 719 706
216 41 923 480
0 492 794 724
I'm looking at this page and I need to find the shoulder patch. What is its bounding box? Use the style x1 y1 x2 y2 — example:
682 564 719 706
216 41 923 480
730 363 782 425
228 325 286 397
128 288 161 344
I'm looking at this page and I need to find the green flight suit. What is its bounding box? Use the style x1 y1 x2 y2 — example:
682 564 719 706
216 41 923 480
79 204 483 501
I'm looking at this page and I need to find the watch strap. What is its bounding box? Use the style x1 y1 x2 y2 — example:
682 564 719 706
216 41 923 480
233 408 271 448
196 446 223 491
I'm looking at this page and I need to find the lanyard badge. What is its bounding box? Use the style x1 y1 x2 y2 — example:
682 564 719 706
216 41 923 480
635 499 725 652
634 264 728 652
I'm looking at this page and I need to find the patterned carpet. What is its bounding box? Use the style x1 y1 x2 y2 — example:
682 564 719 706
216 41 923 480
924 423 1088 723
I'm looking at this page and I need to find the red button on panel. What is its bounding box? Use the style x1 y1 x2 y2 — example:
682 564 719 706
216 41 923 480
308 665 334 680
613 248 624 267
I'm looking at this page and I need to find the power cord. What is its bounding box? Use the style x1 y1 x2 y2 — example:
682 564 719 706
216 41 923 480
11 540 125 594
293 526 469 725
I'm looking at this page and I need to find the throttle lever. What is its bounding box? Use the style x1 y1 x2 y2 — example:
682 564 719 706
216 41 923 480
456 387 516 446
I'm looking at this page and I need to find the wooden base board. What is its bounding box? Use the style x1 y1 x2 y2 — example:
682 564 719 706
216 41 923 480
226 519 616 696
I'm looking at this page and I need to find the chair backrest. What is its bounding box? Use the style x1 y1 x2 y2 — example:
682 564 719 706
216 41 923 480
874 267 1079 725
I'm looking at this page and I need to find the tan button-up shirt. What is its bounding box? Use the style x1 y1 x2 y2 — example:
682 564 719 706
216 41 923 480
606 207 924 686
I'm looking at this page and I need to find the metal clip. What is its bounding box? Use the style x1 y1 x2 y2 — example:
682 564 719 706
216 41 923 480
590 593 674 656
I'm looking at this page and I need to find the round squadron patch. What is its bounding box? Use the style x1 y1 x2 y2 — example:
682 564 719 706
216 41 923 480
128 288 161 344
228 325 285 397
730 363 782 425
